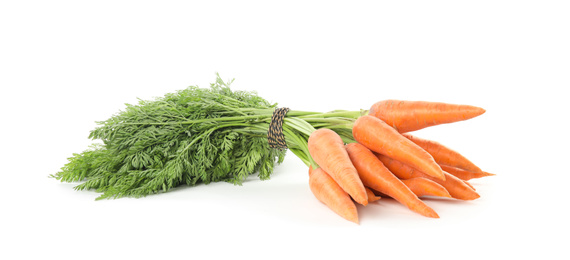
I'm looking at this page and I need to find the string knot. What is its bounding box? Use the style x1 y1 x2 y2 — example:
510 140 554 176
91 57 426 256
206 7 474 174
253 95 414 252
268 107 289 149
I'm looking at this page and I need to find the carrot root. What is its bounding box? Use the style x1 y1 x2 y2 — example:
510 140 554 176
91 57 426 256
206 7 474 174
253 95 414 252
308 128 368 206
402 133 483 173
353 115 445 181
346 142 439 218
309 167 359 224
376 153 480 201
368 100 486 133
365 187 382 203
401 177 452 198
440 164 495 181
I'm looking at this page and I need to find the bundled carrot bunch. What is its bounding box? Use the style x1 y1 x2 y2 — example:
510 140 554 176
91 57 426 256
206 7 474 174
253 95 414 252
53 76 492 224
306 100 493 224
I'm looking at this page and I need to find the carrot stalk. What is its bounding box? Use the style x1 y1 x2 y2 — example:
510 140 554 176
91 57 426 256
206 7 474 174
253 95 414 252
352 115 445 181
402 133 483 173
440 164 495 181
309 167 359 224
376 154 480 200
400 177 452 198
308 128 368 205
368 100 486 133
346 142 439 218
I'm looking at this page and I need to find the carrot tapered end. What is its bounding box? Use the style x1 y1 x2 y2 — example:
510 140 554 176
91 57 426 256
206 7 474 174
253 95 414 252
476 107 486 116
457 190 480 200
355 193 369 206
421 205 440 218
425 164 446 181
470 192 481 200
428 211 440 219
331 205 360 224
339 207 359 224
365 187 382 203
348 216 359 225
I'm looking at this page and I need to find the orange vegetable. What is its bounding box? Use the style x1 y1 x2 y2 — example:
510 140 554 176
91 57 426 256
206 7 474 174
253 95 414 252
308 128 368 205
309 167 359 224
365 187 381 203
400 177 452 198
462 179 475 191
376 153 480 200
402 133 483 173
345 142 439 218
368 100 486 133
352 115 445 181
440 164 495 181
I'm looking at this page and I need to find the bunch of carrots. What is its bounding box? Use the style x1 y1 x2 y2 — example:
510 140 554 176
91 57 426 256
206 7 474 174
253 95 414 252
52 76 493 224
306 100 494 224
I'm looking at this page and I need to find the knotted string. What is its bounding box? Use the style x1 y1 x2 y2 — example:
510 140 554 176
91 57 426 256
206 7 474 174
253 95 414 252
267 107 289 149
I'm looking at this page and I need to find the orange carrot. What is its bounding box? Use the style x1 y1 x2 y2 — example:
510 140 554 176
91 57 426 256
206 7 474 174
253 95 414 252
400 177 452 198
463 180 475 191
368 100 486 133
352 115 445 181
345 142 439 218
440 164 495 181
402 133 483 173
309 167 359 224
376 153 480 200
365 187 381 203
308 128 368 205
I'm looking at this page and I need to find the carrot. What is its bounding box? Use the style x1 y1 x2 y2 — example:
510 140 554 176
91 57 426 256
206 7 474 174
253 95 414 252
352 115 445 181
463 180 475 191
401 177 452 198
312 166 380 204
376 153 480 200
365 187 381 203
402 133 483 173
440 164 495 181
309 167 359 224
308 128 368 205
368 100 486 133
345 142 439 218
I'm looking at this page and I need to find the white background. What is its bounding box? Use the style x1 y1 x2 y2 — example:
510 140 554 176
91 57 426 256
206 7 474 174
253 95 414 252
1 1 569 259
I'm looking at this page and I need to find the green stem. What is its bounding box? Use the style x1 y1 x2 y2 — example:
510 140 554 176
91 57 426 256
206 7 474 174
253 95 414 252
283 118 316 137
282 125 316 168
296 110 366 120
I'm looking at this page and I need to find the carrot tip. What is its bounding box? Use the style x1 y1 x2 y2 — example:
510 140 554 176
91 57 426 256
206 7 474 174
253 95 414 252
421 209 440 218
356 197 369 206
427 209 440 218
345 214 359 224
462 192 480 200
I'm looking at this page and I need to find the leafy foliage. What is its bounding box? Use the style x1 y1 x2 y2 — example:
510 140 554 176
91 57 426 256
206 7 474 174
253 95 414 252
52 75 287 200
